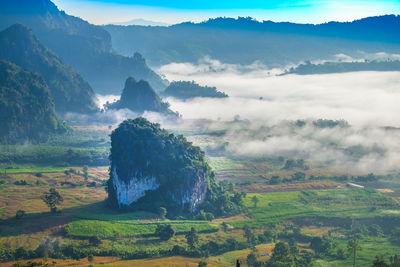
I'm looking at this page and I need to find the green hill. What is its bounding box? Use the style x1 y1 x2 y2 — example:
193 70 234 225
163 81 228 99
107 77 177 116
107 118 244 217
0 0 168 94
0 24 98 114
0 60 67 144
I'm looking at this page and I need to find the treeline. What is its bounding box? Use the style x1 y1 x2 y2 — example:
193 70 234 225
0 146 109 166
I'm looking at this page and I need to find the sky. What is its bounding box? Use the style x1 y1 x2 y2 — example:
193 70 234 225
52 0 400 25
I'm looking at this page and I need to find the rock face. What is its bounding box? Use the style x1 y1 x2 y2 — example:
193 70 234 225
107 118 209 213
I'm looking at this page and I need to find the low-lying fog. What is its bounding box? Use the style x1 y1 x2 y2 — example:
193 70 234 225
160 58 400 127
91 58 400 174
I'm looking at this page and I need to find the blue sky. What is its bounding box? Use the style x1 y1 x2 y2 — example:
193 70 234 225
53 0 400 25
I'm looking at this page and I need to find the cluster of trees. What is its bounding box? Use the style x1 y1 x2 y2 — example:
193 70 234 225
269 171 384 185
163 81 228 100
281 159 309 171
372 255 400 267
0 146 109 166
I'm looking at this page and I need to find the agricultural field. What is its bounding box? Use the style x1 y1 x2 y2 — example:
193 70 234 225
1 161 400 266
1 128 400 266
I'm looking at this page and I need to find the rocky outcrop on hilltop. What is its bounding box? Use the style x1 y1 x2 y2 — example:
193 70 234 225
106 118 209 213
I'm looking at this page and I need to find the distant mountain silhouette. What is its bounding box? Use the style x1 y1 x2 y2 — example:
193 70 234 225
284 59 400 75
104 15 400 66
0 0 168 94
0 24 98 114
0 60 67 144
112 18 170 27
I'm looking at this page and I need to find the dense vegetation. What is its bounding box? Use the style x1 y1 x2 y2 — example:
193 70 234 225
163 81 228 99
0 24 98 114
107 118 244 217
0 0 167 93
0 60 67 144
285 59 400 75
106 77 177 116
104 15 400 66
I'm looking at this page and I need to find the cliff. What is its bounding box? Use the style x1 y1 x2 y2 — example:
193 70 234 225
106 118 210 213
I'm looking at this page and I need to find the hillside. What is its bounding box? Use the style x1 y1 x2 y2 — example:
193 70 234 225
0 24 98 114
0 60 67 144
0 0 167 93
107 77 177 116
104 15 400 66
163 81 228 99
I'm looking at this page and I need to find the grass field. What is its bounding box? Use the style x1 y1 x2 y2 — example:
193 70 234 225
66 220 219 238
230 187 400 228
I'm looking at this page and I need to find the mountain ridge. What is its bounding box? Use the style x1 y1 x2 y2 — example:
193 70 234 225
0 24 99 114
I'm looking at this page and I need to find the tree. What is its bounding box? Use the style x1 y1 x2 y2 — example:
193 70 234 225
185 227 199 249
372 256 389 267
221 222 229 232
198 261 207 267
158 207 167 219
247 251 257 266
347 238 362 267
88 254 94 262
264 229 278 242
271 242 291 262
244 225 256 245
251 195 259 208
41 188 63 213
83 165 89 180
155 224 175 241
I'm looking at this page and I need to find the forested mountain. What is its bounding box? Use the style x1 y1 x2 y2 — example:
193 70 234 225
0 24 98 114
284 59 400 75
0 60 67 144
163 81 228 99
0 0 167 93
104 15 400 66
107 77 177 116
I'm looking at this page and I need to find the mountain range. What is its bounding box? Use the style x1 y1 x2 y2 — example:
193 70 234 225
0 0 168 94
104 15 400 67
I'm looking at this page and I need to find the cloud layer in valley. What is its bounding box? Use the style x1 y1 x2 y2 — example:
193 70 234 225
157 58 400 173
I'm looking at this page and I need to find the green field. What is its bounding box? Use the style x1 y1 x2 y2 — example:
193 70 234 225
66 220 219 238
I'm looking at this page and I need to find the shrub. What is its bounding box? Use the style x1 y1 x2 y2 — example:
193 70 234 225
88 236 102 246
15 210 25 219
155 224 175 241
